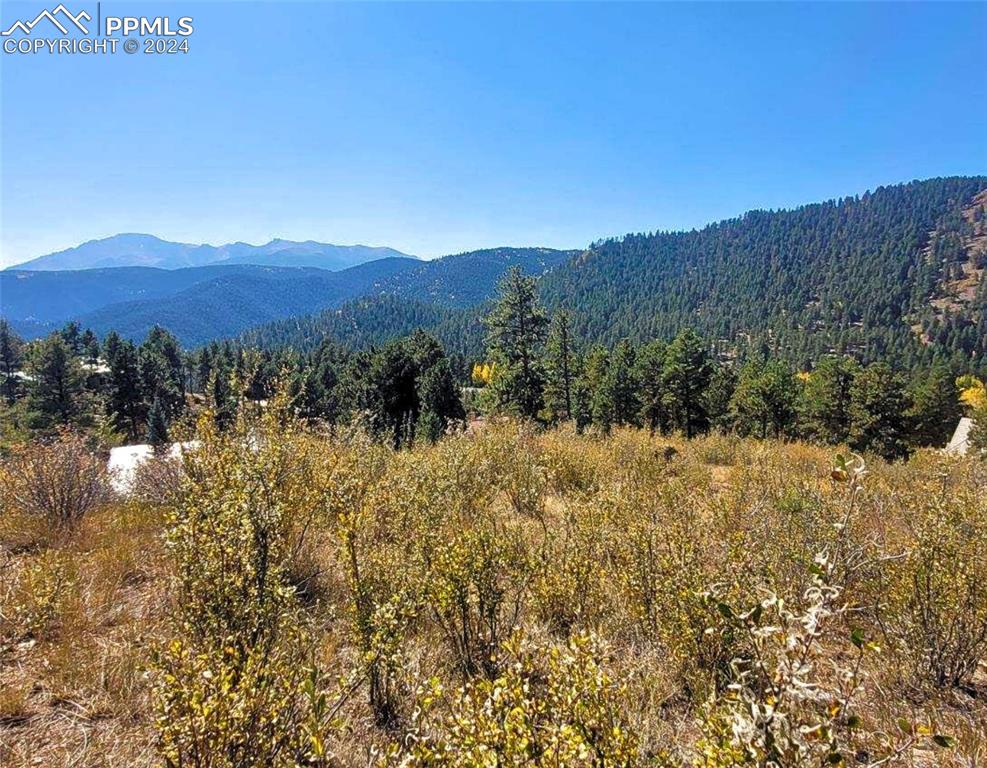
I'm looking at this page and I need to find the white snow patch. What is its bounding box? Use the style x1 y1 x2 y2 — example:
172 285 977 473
108 441 198 493
943 417 975 456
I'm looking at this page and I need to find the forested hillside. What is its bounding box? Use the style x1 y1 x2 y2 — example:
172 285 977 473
1 246 569 346
540 176 987 369
239 294 483 357
6 178 984 368
0 261 416 340
243 177 986 373
0 266 241 331
237 247 573 355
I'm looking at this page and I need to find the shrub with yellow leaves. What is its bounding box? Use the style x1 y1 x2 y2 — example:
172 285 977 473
956 375 986 411
152 389 338 767
1 550 72 651
387 630 643 767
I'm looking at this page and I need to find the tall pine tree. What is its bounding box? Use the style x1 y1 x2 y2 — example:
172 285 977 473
848 362 913 461
800 356 859 444
0 319 24 404
543 310 576 423
26 334 86 430
636 340 670 434
908 363 961 447
661 329 712 437
107 339 146 441
484 266 549 419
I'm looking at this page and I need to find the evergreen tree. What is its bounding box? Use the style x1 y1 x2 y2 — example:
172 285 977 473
572 378 592 434
366 340 420 449
705 362 738 434
603 340 640 428
107 339 146 441
484 266 549 419
761 360 798 438
636 340 671 434
81 329 101 365
103 331 124 369
543 310 576 423
300 356 341 423
25 334 86 429
146 394 170 449
583 346 612 433
0 319 24 404
141 326 186 418
908 363 962 447
731 360 767 438
661 329 712 437
569 353 592 434
59 321 83 355
416 358 464 444
415 409 444 446
848 362 913 461
208 367 235 431
731 359 798 439
800 356 859 444
194 346 215 393
404 329 446 373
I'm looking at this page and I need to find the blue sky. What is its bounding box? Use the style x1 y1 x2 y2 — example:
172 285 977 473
2 1 985 266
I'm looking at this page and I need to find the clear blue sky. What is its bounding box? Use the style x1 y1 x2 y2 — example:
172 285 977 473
2 1 985 266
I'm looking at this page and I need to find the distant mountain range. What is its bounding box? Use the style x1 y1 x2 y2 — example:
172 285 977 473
3 177 985 369
1 247 574 345
8 233 416 271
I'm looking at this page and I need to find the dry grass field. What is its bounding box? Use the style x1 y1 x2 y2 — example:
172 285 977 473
2 402 985 766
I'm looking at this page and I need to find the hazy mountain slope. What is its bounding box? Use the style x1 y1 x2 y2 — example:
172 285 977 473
1 265 256 334
2 244 572 345
219 241 413 270
11 233 416 271
235 247 574 351
73 258 422 345
12 234 218 270
378 247 576 308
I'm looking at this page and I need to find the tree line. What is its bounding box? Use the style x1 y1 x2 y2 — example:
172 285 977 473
2 264 984 461
483 268 985 461
0 318 464 452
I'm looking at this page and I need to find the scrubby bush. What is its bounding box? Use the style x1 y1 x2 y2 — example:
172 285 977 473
388 630 642 767
425 520 532 679
152 398 338 767
882 486 987 692
130 451 185 507
1 428 110 528
0 550 71 650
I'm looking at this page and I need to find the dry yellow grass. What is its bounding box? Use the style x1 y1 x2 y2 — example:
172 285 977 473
2 418 985 766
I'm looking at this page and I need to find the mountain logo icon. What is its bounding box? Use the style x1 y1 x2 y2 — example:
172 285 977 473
1 4 91 36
